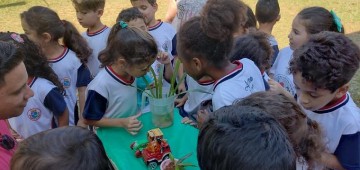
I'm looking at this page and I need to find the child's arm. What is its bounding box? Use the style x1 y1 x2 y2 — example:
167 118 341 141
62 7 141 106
76 64 92 127
44 88 69 126
157 51 174 82
321 152 345 170
164 0 177 23
268 79 294 99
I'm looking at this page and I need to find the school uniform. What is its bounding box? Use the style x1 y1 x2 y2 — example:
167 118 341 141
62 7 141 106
82 26 111 77
83 66 138 120
304 93 360 169
8 77 67 138
48 47 92 125
270 46 296 96
148 21 176 91
181 75 213 119
212 58 266 110
268 35 279 65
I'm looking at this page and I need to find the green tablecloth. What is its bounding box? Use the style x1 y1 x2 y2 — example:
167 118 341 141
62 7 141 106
96 109 200 170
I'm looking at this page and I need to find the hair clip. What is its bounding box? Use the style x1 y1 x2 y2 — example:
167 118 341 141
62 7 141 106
10 33 24 43
330 10 342 32
119 21 128 29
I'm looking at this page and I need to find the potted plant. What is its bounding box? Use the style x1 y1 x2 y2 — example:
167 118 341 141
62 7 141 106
141 60 186 128
160 153 196 170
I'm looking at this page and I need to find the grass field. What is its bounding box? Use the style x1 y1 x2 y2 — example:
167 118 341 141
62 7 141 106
0 0 359 105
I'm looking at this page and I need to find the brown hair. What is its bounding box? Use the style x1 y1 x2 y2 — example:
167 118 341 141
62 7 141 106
11 126 115 170
99 23 157 67
72 0 105 11
177 0 247 68
0 41 24 87
255 0 280 24
21 6 92 64
234 91 325 168
0 32 64 94
290 31 360 92
116 7 144 23
297 6 344 34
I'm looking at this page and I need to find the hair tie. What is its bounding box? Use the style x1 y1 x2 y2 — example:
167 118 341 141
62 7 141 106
119 21 128 29
10 33 24 43
330 10 342 32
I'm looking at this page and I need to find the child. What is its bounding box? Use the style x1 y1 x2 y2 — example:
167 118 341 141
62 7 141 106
270 7 344 96
289 31 360 169
116 7 147 31
82 22 158 135
198 105 296 169
177 0 265 110
235 91 326 169
230 31 273 90
0 41 34 170
0 32 69 139
244 5 257 33
21 6 92 126
72 0 111 77
131 0 175 91
11 126 115 170
255 0 280 65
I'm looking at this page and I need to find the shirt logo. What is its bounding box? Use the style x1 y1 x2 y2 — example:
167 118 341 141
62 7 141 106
63 77 71 88
245 76 254 92
275 74 296 96
27 108 41 121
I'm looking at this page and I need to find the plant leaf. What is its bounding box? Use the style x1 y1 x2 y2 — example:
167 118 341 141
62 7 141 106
177 152 192 163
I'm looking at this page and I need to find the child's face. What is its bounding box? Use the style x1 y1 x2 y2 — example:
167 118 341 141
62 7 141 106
75 8 102 29
288 16 309 50
293 71 338 111
178 55 205 81
21 19 44 47
128 18 147 31
125 59 155 78
131 0 157 26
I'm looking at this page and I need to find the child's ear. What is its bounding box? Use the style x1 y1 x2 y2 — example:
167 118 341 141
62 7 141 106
117 58 127 67
192 57 203 72
41 32 52 43
96 9 104 17
335 83 349 98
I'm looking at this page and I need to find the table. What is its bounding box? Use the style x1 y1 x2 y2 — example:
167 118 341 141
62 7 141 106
96 109 200 170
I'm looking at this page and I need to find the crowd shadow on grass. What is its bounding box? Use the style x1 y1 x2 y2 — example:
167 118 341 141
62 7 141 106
346 31 360 106
0 1 26 9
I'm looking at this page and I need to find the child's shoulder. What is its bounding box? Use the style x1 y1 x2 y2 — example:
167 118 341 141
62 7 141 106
150 21 176 33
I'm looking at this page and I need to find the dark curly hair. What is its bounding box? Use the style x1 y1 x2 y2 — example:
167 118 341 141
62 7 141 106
177 0 247 69
230 31 273 72
289 31 360 92
234 91 326 169
116 7 144 23
0 32 65 94
21 6 92 64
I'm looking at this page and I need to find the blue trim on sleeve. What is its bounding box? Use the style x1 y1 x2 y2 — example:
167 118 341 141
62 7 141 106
171 34 177 56
271 45 279 65
83 90 108 120
76 64 92 87
44 88 67 116
334 132 360 170
263 76 270 91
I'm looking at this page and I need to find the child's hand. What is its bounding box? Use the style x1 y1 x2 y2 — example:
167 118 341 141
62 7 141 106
157 51 171 65
268 79 285 94
10 128 24 142
123 113 143 135
175 94 188 107
181 117 197 127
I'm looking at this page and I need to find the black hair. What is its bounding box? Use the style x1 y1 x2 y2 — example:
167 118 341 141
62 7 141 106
297 6 344 34
198 105 296 170
290 31 360 92
177 0 247 69
230 31 273 72
116 7 144 23
99 23 157 67
11 126 115 170
255 0 280 23
0 41 24 87
244 5 257 29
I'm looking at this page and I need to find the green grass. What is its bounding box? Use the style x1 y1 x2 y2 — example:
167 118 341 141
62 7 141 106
0 0 359 105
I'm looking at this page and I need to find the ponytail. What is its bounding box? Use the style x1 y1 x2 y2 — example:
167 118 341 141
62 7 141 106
62 20 92 64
